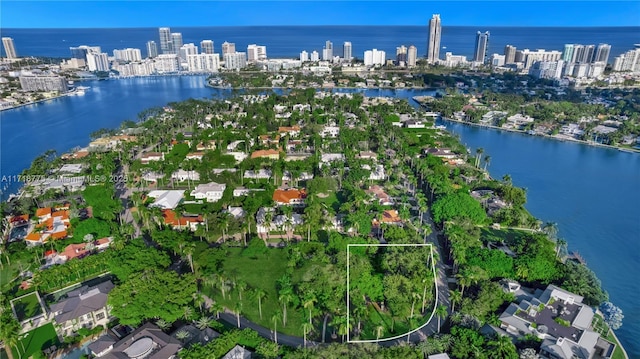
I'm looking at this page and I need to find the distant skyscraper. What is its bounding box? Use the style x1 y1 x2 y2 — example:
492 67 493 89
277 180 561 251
323 40 333 60
407 45 418 67
201 40 214 54
300 50 309 62
584 45 596 63
247 44 267 61
159 27 172 54
473 31 490 63
595 43 611 64
179 44 198 63
2 37 17 59
427 14 442 64
113 48 142 62
562 44 574 63
86 52 109 72
572 45 586 63
171 33 183 52
224 52 247 69
364 49 386 66
343 42 352 61
222 42 236 55
396 45 407 65
504 45 516 64
146 41 158 58
310 51 319 62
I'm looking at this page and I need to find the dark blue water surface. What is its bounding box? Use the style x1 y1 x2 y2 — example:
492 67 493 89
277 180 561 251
0 78 638 356
2 26 639 60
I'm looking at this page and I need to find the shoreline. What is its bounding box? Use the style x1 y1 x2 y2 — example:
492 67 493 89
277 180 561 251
439 116 640 153
0 92 71 112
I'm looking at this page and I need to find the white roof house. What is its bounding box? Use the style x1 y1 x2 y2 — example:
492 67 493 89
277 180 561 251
147 190 185 210
58 164 85 174
225 206 246 219
368 164 386 181
244 169 272 179
320 125 340 138
233 187 251 197
171 170 200 182
319 153 345 168
142 171 164 182
227 152 248 163
190 182 226 203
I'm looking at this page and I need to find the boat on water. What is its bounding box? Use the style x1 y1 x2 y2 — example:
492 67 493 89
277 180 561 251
68 86 90 96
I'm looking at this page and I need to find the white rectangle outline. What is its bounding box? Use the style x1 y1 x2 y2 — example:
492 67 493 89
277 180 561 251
346 243 437 343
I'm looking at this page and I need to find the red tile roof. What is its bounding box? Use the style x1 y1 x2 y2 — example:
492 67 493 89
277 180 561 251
36 207 52 217
273 188 307 204
251 149 281 159
63 243 89 260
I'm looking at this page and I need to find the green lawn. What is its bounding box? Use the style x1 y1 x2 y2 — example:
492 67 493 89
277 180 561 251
592 314 626 359
0 261 22 291
480 227 531 245
203 247 310 337
315 191 340 213
1 323 60 359
12 292 43 321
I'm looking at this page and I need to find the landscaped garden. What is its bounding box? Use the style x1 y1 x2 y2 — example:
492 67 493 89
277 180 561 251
11 292 43 322
0 323 60 359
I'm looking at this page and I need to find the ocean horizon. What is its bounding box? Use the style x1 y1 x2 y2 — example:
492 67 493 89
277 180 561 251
2 26 639 61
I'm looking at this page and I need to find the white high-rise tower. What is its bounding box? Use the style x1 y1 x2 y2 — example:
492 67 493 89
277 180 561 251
427 14 442 64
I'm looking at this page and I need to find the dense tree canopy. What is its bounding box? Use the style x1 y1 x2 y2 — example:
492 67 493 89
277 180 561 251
432 191 487 224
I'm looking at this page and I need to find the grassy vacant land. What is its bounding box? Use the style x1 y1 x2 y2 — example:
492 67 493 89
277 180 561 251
203 247 309 337
480 227 531 245
12 292 43 321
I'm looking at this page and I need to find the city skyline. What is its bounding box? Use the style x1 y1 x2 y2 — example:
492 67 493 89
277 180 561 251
2 1 639 28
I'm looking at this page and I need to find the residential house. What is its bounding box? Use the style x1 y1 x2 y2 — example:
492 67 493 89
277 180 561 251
273 188 307 207
196 140 217 151
366 185 394 206
368 164 385 181
141 152 165 164
147 190 185 210
57 164 85 174
222 345 252 359
319 153 345 168
185 152 205 161
504 114 534 129
163 210 203 231
320 125 340 138
244 169 272 180
379 209 402 224
256 207 303 234
171 170 200 182
233 187 251 197
190 182 226 203
251 149 281 160
50 281 114 337
499 284 615 359
95 323 182 359
258 135 281 147
224 206 246 219
228 152 249 163
358 151 378 160
424 148 458 159
142 171 164 183
25 209 71 246
278 126 301 137
61 243 90 261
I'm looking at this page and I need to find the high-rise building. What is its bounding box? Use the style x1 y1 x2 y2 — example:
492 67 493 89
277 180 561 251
323 41 333 61
310 51 319 62
473 31 490 63
224 52 247 69
19 75 67 92
595 44 611 64
572 45 586 63
179 44 199 62
584 45 596 63
221 42 236 55
343 42 352 61
504 45 516 64
517 49 562 69
247 44 267 61
427 14 442 64
187 53 220 72
159 27 172 54
364 49 386 66
154 54 180 73
201 40 214 54
171 33 183 52
113 48 142 62
300 51 309 62
396 45 407 66
407 45 418 67
2 37 17 59
86 52 110 72
70 46 101 60
562 44 574 63
146 41 158 58
491 54 506 67
612 47 640 72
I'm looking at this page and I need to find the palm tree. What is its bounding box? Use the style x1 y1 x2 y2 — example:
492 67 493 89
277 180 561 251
210 301 223 319
194 316 212 330
303 295 317 326
410 291 421 318
436 304 448 333
233 302 242 328
302 322 313 347
0 318 20 359
236 280 247 302
456 271 472 297
271 310 282 344
483 155 491 171
254 288 267 320
175 329 191 342
375 325 385 340
183 306 194 321
475 147 484 168
449 289 462 313
155 318 171 331
279 292 293 327
488 335 517 359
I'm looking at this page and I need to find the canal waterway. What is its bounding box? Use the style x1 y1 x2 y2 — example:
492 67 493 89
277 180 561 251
0 77 637 356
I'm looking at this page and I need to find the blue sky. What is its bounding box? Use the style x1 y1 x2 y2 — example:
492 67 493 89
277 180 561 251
2 1 639 28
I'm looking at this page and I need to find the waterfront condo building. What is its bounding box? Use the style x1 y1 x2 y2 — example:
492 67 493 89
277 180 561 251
323 40 333 61
187 53 220 72
86 52 110 72
146 40 158 58
19 75 68 92
300 50 309 62
171 33 183 53
159 27 172 54
364 49 386 66
2 37 17 59
179 43 198 62
247 44 267 61
201 40 214 54
224 52 247 69
427 14 442 64
69 45 101 60
504 45 517 64
153 54 180 73
407 45 418 67
222 41 236 55
594 43 611 64
113 48 142 62
474 31 490 63
343 41 352 61
310 50 320 62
